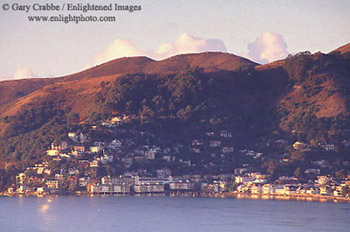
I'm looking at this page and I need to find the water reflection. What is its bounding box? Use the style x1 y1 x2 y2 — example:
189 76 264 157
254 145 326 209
40 204 50 213
38 197 56 231
1 196 348 232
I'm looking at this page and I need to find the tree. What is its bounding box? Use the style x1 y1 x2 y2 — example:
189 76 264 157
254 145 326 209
177 106 193 121
263 160 280 177
67 112 79 125
89 112 102 124
335 169 346 179
291 151 305 162
140 105 155 125
294 167 303 179
283 51 313 83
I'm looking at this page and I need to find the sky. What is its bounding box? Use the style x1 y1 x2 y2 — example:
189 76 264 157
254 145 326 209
0 0 349 81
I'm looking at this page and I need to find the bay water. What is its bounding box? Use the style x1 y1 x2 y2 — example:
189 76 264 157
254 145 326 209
0 196 349 232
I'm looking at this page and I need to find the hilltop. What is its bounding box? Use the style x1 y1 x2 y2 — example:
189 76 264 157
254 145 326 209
63 52 257 81
331 43 350 54
0 52 256 124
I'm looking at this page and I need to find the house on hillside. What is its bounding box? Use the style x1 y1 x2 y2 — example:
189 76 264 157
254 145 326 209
210 141 221 147
51 141 68 151
293 141 307 150
222 146 234 153
220 131 232 138
192 139 203 146
108 139 122 150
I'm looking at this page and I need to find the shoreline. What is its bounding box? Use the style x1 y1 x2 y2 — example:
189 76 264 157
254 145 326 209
219 192 350 203
1 191 349 203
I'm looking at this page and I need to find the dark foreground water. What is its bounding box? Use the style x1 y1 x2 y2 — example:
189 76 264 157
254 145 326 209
0 196 349 232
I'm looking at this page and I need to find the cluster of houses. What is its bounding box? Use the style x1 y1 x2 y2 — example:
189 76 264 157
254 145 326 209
7 163 350 199
234 172 350 197
42 119 266 173
2 116 350 201
292 140 350 151
89 175 194 195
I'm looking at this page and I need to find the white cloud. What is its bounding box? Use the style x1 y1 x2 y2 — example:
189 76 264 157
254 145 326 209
155 33 226 59
245 31 288 64
0 67 37 81
13 67 37 80
93 39 143 65
90 33 227 66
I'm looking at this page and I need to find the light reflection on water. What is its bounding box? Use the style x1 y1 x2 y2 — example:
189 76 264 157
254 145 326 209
0 196 349 232
39 204 50 213
36 197 58 232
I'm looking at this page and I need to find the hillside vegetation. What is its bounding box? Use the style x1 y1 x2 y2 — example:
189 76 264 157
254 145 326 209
0 47 350 172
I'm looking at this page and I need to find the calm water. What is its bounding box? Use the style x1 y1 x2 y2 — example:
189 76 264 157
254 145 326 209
0 196 349 232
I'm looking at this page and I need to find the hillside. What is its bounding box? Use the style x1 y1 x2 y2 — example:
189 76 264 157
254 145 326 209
143 52 257 74
331 43 350 54
0 78 57 114
63 52 257 81
0 44 350 174
0 52 256 123
277 51 350 138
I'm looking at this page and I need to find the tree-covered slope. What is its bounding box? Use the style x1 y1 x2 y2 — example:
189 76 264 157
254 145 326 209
0 46 350 167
